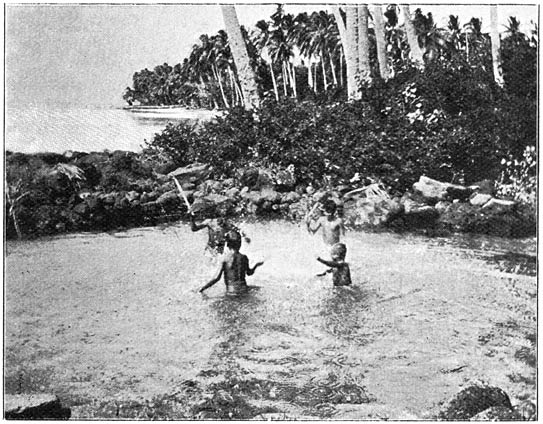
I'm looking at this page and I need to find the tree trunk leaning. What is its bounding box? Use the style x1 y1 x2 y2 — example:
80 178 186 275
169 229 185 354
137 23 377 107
221 5 260 110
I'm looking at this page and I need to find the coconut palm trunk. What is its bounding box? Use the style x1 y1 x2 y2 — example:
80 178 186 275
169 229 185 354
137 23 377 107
345 6 360 99
490 5 505 87
269 62 280 100
307 57 314 91
321 48 328 90
401 5 424 68
357 5 372 84
212 63 230 108
332 6 356 97
371 4 391 80
329 52 338 86
221 5 260 109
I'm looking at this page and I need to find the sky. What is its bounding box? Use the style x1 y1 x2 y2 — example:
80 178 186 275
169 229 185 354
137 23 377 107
4 3 539 108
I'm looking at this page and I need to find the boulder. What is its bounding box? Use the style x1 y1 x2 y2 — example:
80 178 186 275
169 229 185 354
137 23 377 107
168 163 211 182
125 191 140 203
344 197 402 227
191 193 230 214
403 205 439 228
156 190 179 206
438 383 513 420
224 187 240 200
241 190 264 206
239 168 260 188
435 200 451 214
260 187 281 203
469 179 495 195
4 393 71 419
470 193 492 207
413 176 471 203
282 191 301 204
482 198 516 212
470 406 522 421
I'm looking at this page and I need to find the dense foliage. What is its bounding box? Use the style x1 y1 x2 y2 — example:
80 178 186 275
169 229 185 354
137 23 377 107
146 45 536 195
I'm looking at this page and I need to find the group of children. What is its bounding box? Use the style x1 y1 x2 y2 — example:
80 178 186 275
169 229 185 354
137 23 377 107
191 198 352 295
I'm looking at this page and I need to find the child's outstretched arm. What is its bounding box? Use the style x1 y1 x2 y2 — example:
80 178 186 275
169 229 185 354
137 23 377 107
316 268 333 277
247 261 264 276
199 263 224 293
317 256 341 268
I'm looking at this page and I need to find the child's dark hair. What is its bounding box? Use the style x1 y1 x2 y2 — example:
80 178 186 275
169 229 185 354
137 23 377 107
323 199 337 214
226 230 242 249
331 243 347 260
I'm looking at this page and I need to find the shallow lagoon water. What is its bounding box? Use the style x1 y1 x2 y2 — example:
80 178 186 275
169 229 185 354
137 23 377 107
4 222 536 419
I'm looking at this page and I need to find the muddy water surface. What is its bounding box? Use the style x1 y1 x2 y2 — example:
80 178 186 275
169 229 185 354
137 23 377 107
4 222 536 419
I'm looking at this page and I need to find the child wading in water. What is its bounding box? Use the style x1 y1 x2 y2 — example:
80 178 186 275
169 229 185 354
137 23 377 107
317 243 352 286
305 199 345 263
191 210 250 255
199 231 263 295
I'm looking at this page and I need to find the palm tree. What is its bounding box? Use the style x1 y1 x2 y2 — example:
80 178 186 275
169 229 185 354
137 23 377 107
221 5 260 110
357 5 372 83
268 6 297 98
489 5 504 86
371 4 392 80
341 6 359 99
401 5 424 67
253 19 280 101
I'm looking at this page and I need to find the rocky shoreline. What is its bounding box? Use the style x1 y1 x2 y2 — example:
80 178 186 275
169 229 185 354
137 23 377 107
6 150 536 240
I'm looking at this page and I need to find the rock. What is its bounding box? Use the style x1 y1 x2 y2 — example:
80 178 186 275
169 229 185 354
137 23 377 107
260 187 281 203
470 406 521 421
72 202 90 216
168 163 211 182
224 187 240 199
435 200 451 213
306 185 315 195
470 193 492 207
191 193 230 214
313 191 328 202
413 176 471 203
156 190 179 206
438 383 513 420
513 400 537 420
4 393 71 419
470 179 495 195
404 205 439 228
241 190 264 206
125 190 140 202
282 191 301 204
239 168 260 188
181 182 196 191
482 198 516 212
344 197 402 227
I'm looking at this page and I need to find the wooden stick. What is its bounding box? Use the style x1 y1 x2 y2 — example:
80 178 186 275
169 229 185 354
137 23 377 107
172 176 192 213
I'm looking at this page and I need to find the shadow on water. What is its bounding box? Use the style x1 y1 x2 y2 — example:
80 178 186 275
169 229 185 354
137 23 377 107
320 285 372 344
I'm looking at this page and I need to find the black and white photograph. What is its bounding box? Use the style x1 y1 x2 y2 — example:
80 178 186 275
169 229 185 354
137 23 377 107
4 2 538 420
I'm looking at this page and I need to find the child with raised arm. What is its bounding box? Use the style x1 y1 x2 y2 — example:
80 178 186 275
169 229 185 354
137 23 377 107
191 211 250 255
306 199 345 254
199 231 263 295
317 243 352 286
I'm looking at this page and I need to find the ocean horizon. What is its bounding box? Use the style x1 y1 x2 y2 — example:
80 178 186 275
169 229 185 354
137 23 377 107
4 104 200 154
